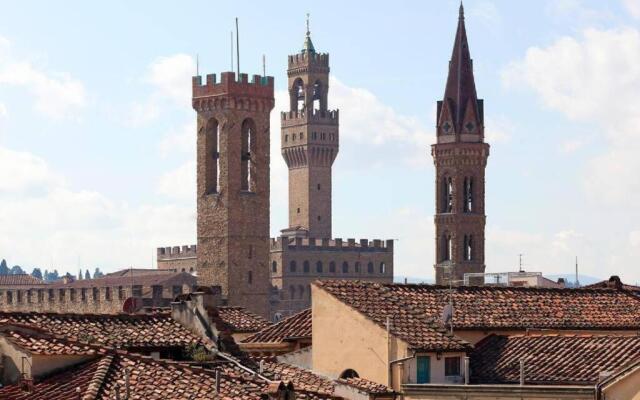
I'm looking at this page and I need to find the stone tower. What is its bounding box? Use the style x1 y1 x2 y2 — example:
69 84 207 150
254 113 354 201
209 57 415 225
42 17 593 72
281 20 339 239
193 71 274 317
432 4 490 285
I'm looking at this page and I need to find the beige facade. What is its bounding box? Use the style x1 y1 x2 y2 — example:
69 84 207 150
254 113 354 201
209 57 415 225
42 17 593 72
312 284 463 389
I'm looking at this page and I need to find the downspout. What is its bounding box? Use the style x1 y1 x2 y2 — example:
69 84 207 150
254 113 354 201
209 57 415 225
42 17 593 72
388 352 415 390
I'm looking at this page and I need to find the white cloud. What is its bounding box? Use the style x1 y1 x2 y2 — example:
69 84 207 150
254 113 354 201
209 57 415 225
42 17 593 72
145 54 195 105
502 27 640 206
624 0 640 19
157 160 196 201
158 121 196 157
0 37 86 120
560 137 587 153
0 103 7 118
0 145 194 273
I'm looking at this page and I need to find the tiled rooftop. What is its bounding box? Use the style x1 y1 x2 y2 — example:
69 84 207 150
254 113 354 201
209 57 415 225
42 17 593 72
316 280 640 331
337 377 395 394
0 274 47 286
471 334 640 385
211 306 272 333
1 328 99 356
0 311 202 349
0 355 114 400
48 270 195 289
261 361 335 396
242 308 311 344
314 281 471 351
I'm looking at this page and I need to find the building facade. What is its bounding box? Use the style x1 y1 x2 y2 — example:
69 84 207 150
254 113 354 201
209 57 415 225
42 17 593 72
192 71 275 318
432 5 489 285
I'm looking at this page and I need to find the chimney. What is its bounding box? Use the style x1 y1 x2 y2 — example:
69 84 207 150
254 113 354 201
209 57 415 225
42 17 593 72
607 275 623 290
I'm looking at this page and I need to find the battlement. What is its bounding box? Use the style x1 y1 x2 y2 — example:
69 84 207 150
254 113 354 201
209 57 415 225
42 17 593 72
270 237 394 253
281 109 339 125
192 71 274 100
157 245 197 260
288 52 330 69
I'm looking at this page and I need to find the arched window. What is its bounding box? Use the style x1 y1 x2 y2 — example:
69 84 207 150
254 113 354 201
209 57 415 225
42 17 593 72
355 262 361 273
379 262 386 274
298 285 305 299
247 271 253 285
303 261 310 274
329 261 336 273
291 78 305 111
367 262 374 274
271 261 277 273
464 235 473 261
316 261 323 274
464 177 473 213
442 176 453 213
241 119 256 192
340 369 360 379
204 118 219 194
290 261 297 273
312 80 322 112
342 262 349 274
442 234 452 262
290 285 295 300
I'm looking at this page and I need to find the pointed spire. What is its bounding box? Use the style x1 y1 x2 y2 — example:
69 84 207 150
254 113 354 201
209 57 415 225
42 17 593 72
439 1 481 135
302 13 316 54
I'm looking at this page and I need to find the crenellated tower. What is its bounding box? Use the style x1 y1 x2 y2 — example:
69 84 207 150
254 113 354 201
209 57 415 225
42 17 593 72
432 4 490 285
193 71 274 317
281 20 339 239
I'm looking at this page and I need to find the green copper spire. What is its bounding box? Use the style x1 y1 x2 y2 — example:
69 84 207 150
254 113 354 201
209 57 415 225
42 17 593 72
302 13 315 54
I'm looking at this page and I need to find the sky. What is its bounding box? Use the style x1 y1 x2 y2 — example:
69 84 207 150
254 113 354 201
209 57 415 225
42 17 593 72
0 0 639 283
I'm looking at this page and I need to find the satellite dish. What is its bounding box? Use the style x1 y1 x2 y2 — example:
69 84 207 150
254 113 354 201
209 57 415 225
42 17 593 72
442 304 453 326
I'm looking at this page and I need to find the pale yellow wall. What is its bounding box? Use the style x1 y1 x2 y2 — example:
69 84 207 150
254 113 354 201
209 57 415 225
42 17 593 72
0 338 30 384
403 388 593 400
31 354 93 379
403 352 467 384
602 367 640 400
312 284 410 385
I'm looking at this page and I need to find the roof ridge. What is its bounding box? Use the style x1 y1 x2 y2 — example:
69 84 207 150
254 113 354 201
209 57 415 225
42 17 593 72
82 355 114 400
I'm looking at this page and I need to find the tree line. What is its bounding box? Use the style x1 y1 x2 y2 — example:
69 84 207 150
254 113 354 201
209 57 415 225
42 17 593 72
0 259 104 282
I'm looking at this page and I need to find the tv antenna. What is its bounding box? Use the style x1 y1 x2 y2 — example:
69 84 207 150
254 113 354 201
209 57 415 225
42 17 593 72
235 17 240 77
518 253 524 273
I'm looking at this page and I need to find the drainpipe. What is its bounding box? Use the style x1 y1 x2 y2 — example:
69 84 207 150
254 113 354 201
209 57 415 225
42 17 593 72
388 352 415 390
519 359 525 386
124 367 131 399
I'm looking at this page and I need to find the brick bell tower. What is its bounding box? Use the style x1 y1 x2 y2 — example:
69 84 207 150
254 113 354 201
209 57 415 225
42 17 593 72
432 4 490 285
281 18 339 239
193 71 274 318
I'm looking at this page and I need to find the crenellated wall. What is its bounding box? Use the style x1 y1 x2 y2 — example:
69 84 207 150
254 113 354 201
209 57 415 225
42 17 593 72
0 274 197 314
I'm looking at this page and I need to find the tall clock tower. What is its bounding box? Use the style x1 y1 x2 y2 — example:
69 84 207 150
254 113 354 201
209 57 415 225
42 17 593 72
432 4 490 285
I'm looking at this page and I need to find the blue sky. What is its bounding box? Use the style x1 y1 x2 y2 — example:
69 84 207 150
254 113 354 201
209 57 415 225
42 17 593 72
1 0 639 283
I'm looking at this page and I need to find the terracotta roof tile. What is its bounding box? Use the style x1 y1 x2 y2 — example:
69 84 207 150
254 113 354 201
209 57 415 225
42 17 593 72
261 361 334 395
316 280 640 332
0 274 47 286
314 281 470 351
337 377 394 394
0 355 114 399
471 334 640 385
0 311 201 349
2 329 98 356
210 306 272 333
242 308 311 344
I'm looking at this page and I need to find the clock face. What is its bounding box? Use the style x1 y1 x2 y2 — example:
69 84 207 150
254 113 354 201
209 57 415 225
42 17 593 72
442 121 453 134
